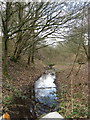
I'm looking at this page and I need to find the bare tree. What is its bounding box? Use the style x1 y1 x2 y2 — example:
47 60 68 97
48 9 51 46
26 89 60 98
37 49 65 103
1 1 87 68
1 2 12 72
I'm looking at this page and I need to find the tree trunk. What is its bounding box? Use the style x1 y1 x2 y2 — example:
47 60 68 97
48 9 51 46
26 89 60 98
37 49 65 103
31 44 35 64
14 48 22 62
3 36 8 73
3 2 10 73
27 50 31 65
13 3 23 62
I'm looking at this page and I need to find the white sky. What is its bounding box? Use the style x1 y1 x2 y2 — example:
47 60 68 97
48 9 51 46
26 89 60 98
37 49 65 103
0 0 90 2
0 0 89 46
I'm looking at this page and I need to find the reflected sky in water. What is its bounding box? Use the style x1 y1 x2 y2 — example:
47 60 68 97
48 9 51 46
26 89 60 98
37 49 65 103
35 72 57 106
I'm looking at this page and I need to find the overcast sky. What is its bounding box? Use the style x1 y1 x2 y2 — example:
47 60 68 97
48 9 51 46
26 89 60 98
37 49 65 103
0 0 89 46
0 0 90 2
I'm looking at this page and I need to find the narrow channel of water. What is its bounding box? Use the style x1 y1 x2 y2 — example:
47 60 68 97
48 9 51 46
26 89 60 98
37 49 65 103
9 70 58 120
35 70 58 117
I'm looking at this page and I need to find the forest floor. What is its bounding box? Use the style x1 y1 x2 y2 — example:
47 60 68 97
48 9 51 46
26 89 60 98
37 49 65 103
3 59 44 91
2 59 45 118
55 63 88 118
2 60 89 119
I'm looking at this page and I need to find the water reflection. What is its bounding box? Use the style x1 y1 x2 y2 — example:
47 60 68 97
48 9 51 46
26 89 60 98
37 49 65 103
35 72 58 115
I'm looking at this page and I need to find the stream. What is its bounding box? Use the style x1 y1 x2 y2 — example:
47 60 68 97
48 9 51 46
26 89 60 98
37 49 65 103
9 69 58 120
34 70 58 117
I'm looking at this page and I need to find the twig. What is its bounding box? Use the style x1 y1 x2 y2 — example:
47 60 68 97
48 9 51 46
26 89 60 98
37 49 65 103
67 43 81 78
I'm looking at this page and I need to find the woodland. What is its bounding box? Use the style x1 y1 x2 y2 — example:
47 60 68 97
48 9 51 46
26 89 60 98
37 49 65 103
0 1 90 119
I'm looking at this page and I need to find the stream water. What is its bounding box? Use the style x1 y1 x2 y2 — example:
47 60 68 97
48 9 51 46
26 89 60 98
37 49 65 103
35 70 58 117
9 70 58 120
